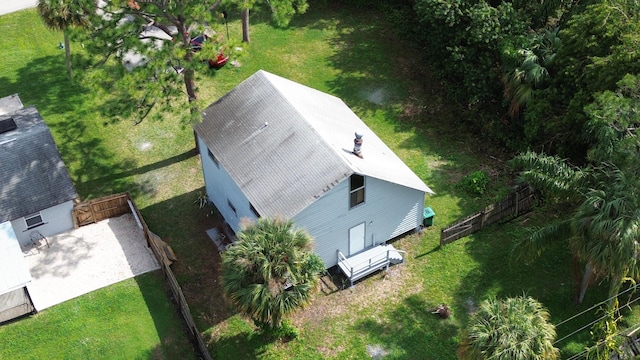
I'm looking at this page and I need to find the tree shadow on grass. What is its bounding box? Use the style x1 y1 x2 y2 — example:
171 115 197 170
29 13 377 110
45 107 155 199
134 271 201 360
76 148 197 198
0 55 85 116
448 217 611 357
0 55 152 200
140 188 236 329
354 294 459 360
207 329 274 360
288 3 509 222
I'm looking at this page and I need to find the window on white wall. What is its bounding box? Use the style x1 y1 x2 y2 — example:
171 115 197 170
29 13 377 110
25 213 44 229
228 199 237 216
349 174 365 208
207 148 220 168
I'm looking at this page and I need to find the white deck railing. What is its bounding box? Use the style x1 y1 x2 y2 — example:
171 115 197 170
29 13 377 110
337 245 405 286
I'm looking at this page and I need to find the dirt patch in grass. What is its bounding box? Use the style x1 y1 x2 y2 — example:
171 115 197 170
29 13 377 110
292 235 425 334
297 263 423 359
360 87 391 105
318 343 346 359
293 268 391 327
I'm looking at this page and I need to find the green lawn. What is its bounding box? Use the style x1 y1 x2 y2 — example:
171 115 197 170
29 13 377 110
0 3 630 359
0 10 196 358
0 272 194 359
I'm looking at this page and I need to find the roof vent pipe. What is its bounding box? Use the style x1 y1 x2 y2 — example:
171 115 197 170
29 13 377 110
353 131 363 158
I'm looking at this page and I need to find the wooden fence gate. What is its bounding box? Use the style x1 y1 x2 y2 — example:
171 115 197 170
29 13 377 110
73 193 131 227
440 184 537 246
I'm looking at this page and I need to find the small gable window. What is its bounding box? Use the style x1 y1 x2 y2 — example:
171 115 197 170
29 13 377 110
228 199 237 216
250 204 260 218
25 213 44 229
349 174 365 208
207 148 219 167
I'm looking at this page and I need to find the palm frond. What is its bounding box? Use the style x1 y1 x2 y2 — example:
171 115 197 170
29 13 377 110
221 216 324 328
510 151 585 199
461 296 559 360
37 0 90 30
511 219 572 264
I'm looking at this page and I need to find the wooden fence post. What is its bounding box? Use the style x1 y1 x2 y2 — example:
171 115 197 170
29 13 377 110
515 188 519 216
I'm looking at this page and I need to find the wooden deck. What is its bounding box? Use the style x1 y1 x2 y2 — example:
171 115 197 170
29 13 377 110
337 244 404 287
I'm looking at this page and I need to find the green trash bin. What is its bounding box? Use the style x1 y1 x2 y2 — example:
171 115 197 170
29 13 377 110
423 207 435 227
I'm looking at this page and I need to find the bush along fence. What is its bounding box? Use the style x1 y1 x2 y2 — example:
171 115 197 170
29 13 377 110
440 184 537 246
73 193 213 360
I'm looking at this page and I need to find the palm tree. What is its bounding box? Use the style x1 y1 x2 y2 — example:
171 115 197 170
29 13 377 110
221 217 324 331
571 166 640 305
512 152 640 304
241 1 251 43
37 0 90 80
501 28 559 118
459 296 559 360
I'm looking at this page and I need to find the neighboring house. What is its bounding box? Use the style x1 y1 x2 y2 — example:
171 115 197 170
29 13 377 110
0 94 78 322
194 70 434 274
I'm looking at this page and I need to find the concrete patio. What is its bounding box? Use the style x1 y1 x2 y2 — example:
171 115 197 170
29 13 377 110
24 213 160 311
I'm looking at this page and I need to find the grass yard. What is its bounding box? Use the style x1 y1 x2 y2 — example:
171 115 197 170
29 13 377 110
0 10 197 358
0 2 635 359
0 272 194 359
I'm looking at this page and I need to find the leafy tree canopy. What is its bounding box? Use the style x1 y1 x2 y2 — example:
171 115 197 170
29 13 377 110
524 0 640 158
585 74 640 166
73 0 233 123
409 0 640 159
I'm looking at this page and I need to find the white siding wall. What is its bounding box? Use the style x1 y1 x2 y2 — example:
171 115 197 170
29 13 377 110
198 136 258 233
10 200 75 247
294 176 424 268
198 136 425 268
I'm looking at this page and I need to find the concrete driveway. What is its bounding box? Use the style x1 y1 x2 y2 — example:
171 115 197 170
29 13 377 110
0 0 37 16
24 214 160 311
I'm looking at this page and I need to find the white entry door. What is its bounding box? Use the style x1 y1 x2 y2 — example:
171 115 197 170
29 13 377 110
349 223 366 255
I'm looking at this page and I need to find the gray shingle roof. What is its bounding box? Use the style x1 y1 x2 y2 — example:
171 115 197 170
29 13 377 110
0 106 78 222
194 70 432 219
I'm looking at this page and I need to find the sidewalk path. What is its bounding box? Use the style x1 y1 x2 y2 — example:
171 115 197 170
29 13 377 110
0 0 37 16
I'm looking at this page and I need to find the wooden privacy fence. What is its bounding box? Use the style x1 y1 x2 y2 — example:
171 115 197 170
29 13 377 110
73 193 212 360
73 193 131 227
440 184 537 246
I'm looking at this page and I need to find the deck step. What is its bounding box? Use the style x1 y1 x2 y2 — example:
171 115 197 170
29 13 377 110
381 245 403 263
388 251 403 264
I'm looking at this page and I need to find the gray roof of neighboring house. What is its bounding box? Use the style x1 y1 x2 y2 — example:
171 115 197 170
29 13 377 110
0 105 78 223
194 70 433 219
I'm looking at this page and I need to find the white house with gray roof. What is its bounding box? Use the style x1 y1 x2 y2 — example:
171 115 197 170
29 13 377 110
0 101 78 246
194 70 433 276
0 95 78 322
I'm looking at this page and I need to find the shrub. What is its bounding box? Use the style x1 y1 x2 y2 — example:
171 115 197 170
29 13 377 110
256 319 299 342
270 320 299 342
457 170 490 196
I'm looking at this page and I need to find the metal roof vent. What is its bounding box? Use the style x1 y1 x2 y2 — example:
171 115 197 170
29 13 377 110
352 131 363 158
0 118 17 135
